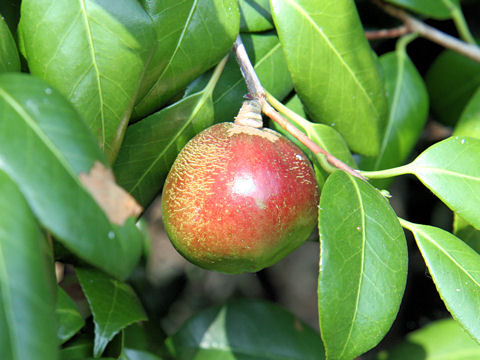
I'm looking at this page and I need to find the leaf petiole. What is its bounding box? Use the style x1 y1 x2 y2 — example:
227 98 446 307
359 164 412 179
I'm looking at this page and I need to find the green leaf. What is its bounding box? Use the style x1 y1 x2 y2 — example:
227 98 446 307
59 335 93 360
0 16 20 73
0 171 58 360
285 94 307 119
454 87 480 140
76 267 147 358
272 115 356 173
239 0 273 33
114 54 223 207
401 221 480 343
384 0 459 19
166 299 325 359
359 36 429 189
0 73 143 279
454 214 480 254
133 0 240 118
426 50 480 126
123 349 163 360
271 0 388 156
56 286 85 344
186 31 293 124
19 0 156 161
318 171 407 359
378 318 480 359
407 136 480 230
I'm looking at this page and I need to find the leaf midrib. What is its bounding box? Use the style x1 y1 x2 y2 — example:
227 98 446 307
337 175 366 358
79 0 106 149
0 87 78 180
138 0 199 106
282 0 379 118
374 52 406 169
414 166 480 183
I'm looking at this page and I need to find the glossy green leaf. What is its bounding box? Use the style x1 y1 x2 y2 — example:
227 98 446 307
166 299 325 359
0 171 58 360
359 37 429 189
133 0 240 118
76 267 147 358
56 286 85 344
0 73 143 279
186 31 293 124
407 136 480 230
0 16 20 73
377 318 480 359
454 87 480 140
402 221 480 343
318 171 407 360
271 0 388 156
426 50 480 126
19 0 156 161
239 0 273 32
384 0 459 19
114 57 220 207
454 214 480 254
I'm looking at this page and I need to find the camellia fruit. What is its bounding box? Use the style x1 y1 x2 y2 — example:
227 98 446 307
161 116 319 273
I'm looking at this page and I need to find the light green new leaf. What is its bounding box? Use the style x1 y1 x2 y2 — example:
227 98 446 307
378 318 480 359
239 0 273 33
0 171 58 360
318 171 407 360
402 221 480 343
0 73 143 279
56 286 85 344
185 31 293 124
0 16 20 73
407 136 480 231
384 0 459 19
426 50 480 126
359 36 428 189
454 87 480 140
19 0 156 161
271 0 388 156
166 300 325 359
76 268 147 358
454 214 480 254
133 0 239 118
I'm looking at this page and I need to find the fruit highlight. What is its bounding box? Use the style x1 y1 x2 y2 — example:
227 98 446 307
161 122 319 273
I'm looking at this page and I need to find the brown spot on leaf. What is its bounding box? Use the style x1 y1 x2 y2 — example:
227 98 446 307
79 161 142 225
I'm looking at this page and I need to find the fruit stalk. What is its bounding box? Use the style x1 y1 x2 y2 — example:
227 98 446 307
232 35 367 181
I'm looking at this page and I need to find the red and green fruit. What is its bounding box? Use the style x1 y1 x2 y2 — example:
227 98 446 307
161 122 319 273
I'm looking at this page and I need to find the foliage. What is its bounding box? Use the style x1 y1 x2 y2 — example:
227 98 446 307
0 0 479 359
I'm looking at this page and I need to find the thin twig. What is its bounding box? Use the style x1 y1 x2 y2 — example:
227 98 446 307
233 35 265 98
365 25 411 40
232 35 367 181
372 0 480 63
